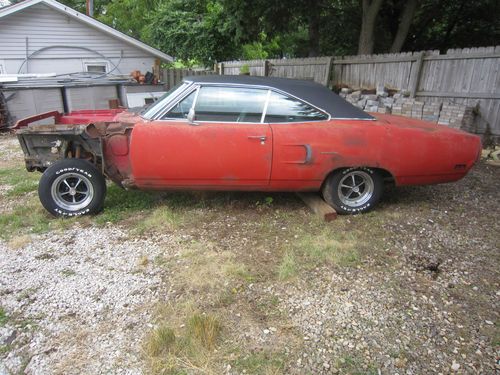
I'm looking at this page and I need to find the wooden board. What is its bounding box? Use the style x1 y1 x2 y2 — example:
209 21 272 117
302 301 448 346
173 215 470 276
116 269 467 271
297 193 337 222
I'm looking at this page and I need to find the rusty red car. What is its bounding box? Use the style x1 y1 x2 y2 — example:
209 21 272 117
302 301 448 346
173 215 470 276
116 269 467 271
14 76 481 217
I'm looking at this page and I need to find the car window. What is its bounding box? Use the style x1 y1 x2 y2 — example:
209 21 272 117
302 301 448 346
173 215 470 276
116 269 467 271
194 86 267 122
141 81 190 119
265 91 328 123
161 90 196 119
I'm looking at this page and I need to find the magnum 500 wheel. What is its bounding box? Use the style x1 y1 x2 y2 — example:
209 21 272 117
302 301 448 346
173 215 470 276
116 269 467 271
322 167 383 214
38 159 106 217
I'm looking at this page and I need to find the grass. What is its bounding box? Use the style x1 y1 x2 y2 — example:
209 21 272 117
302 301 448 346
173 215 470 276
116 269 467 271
0 202 52 239
276 228 361 280
94 184 156 224
337 355 378 375
145 325 177 357
0 307 8 326
186 313 221 350
144 310 222 374
278 251 297 280
224 263 256 283
132 205 182 234
231 351 285 375
300 233 360 267
60 268 76 277
0 167 40 197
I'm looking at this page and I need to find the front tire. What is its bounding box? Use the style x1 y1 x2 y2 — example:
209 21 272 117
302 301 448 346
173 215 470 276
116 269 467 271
322 167 383 214
38 159 106 217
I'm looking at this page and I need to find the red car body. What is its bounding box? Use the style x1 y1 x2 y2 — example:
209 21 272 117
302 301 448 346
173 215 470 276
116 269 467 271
15 76 481 216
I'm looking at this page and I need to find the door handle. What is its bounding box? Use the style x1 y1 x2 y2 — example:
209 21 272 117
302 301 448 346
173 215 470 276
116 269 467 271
248 135 267 144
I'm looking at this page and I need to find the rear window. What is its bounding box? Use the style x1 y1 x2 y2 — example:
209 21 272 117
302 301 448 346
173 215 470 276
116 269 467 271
265 91 328 123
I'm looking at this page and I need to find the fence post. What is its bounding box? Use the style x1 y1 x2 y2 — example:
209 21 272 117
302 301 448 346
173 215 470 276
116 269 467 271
219 63 225 75
263 60 270 76
323 56 333 87
409 51 424 98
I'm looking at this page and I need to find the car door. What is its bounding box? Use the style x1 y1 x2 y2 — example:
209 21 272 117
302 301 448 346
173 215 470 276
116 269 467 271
129 85 272 189
267 91 331 188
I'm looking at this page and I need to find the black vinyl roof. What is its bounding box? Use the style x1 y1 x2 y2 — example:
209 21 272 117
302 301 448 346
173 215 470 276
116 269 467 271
183 75 374 120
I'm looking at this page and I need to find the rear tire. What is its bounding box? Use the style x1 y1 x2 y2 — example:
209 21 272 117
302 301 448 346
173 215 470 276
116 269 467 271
322 167 383 214
38 159 106 217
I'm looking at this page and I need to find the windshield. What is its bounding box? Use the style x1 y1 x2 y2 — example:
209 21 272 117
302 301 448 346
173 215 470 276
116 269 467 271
141 81 191 119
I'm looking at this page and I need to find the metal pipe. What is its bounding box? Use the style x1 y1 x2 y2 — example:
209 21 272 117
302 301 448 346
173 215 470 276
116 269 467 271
86 0 94 17
25 37 29 74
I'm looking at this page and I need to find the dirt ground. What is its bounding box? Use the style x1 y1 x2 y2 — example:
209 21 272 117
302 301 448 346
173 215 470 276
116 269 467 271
0 133 498 374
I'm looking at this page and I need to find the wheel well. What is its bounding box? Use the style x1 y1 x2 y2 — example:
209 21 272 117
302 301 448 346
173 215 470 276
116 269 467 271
321 167 395 191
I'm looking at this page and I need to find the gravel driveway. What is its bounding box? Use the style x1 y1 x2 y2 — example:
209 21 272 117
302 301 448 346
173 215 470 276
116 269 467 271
0 134 498 374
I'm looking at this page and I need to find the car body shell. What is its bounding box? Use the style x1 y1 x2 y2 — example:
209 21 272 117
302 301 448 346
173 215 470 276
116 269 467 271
14 76 482 194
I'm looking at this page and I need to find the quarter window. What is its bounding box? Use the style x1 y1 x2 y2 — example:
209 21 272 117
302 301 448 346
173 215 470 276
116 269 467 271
162 90 196 119
194 86 267 122
265 91 328 123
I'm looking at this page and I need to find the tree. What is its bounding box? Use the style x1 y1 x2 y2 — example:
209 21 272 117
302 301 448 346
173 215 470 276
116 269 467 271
358 0 384 54
146 0 239 66
389 0 418 52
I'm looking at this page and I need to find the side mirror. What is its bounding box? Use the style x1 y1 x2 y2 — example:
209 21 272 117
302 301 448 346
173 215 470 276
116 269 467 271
187 108 199 126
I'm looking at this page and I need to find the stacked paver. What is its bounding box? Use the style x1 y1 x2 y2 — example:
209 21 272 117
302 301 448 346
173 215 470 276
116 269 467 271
339 86 476 130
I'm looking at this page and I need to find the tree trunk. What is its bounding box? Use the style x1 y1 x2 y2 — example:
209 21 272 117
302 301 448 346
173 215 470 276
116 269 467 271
307 1 321 57
390 0 418 52
358 0 384 55
308 13 321 57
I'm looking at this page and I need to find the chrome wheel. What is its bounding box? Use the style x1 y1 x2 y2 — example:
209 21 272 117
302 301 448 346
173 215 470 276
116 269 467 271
337 170 374 208
51 173 94 212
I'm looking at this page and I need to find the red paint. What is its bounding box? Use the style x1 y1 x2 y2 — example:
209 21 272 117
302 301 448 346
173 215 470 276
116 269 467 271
123 113 481 191
59 109 125 124
129 120 273 188
16 109 482 191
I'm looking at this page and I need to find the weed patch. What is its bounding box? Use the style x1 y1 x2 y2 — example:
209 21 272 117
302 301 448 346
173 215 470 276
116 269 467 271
278 251 297 280
299 233 360 267
231 351 285 374
132 205 182 234
0 307 8 326
144 308 222 374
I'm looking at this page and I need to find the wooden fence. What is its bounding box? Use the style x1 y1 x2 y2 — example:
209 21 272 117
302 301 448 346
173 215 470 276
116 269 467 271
160 46 500 137
161 68 214 88
221 57 333 86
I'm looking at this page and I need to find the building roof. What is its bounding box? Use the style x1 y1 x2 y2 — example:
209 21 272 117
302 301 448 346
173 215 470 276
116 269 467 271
0 0 173 62
183 75 374 120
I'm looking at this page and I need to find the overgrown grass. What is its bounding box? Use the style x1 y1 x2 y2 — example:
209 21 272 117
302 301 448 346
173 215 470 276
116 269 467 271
144 310 222 374
186 313 221 350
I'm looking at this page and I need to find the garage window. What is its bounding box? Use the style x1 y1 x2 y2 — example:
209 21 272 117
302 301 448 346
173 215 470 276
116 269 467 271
83 61 108 73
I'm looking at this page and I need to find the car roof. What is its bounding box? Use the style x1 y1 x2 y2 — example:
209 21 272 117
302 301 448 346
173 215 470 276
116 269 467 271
183 75 374 120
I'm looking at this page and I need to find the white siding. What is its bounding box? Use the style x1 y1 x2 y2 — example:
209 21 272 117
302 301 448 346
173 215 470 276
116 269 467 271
65 85 118 111
3 88 64 123
0 3 158 74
